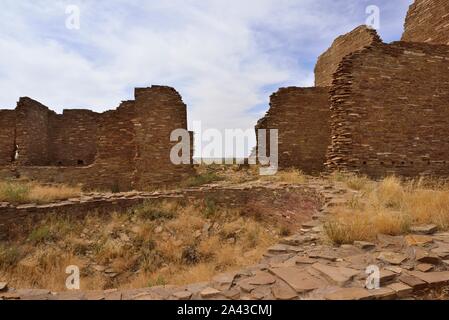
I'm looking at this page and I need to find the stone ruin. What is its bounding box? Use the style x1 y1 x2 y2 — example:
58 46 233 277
256 0 449 177
0 86 194 191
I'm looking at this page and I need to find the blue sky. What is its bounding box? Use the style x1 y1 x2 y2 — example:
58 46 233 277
0 0 413 156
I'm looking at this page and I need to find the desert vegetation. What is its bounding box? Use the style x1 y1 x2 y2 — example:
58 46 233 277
0 180 81 204
0 199 281 291
324 174 449 244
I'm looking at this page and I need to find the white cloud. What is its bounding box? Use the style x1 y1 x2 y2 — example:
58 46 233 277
0 0 413 157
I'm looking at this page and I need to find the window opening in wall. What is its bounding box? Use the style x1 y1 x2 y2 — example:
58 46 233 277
77 160 84 166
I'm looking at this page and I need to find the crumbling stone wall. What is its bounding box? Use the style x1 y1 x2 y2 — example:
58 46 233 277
89 100 137 191
15 98 51 166
0 110 15 166
0 86 193 191
48 110 98 167
133 87 192 189
256 87 331 173
314 26 382 87
326 41 449 177
402 0 449 45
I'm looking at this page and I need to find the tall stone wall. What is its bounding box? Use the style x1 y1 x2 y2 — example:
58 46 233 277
256 87 331 174
88 100 137 191
0 110 16 165
314 26 382 87
48 110 98 167
326 41 449 177
133 86 193 188
15 98 51 166
402 0 449 45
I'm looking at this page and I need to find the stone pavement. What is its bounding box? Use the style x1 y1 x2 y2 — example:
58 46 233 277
2 179 449 300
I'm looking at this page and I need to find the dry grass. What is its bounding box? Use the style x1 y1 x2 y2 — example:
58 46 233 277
0 199 279 291
262 169 307 184
0 181 81 204
325 175 449 244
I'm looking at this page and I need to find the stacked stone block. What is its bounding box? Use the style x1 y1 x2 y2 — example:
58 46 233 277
402 0 449 45
256 87 331 174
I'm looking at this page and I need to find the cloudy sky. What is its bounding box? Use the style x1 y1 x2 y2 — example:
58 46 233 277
0 0 413 157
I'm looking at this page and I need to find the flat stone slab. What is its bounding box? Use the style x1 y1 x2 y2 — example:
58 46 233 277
267 244 303 254
354 241 376 250
325 288 372 300
431 243 449 259
416 264 434 273
271 281 298 300
269 267 327 293
415 248 442 265
172 291 193 300
404 235 433 246
410 225 438 235
200 287 221 298
408 271 449 287
387 283 413 298
311 263 360 286
247 272 277 286
398 274 427 290
377 252 407 265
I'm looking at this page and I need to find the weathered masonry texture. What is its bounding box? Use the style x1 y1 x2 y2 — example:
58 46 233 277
326 42 449 177
256 0 449 178
0 86 194 191
402 0 449 45
314 26 382 87
256 87 331 174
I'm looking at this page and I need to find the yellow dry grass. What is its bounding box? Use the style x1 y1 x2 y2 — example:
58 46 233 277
0 181 81 204
0 200 279 291
325 175 449 244
262 169 307 184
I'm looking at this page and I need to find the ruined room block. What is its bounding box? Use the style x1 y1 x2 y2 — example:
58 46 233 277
326 41 449 177
256 87 330 174
314 25 382 87
402 0 449 45
0 86 194 191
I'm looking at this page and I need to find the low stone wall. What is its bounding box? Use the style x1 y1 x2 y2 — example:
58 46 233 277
0 184 321 240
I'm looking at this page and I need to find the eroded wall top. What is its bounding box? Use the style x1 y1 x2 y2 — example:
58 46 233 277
314 25 382 87
402 0 449 45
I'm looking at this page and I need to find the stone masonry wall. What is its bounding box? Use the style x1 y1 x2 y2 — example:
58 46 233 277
326 41 449 177
256 87 331 174
15 98 51 166
314 26 382 87
48 110 99 167
0 86 193 191
133 86 194 189
88 100 137 191
0 110 15 165
402 0 449 45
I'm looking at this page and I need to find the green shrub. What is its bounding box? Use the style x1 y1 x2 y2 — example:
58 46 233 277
0 245 21 269
28 226 55 244
133 202 177 221
184 172 224 187
0 182 31 203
